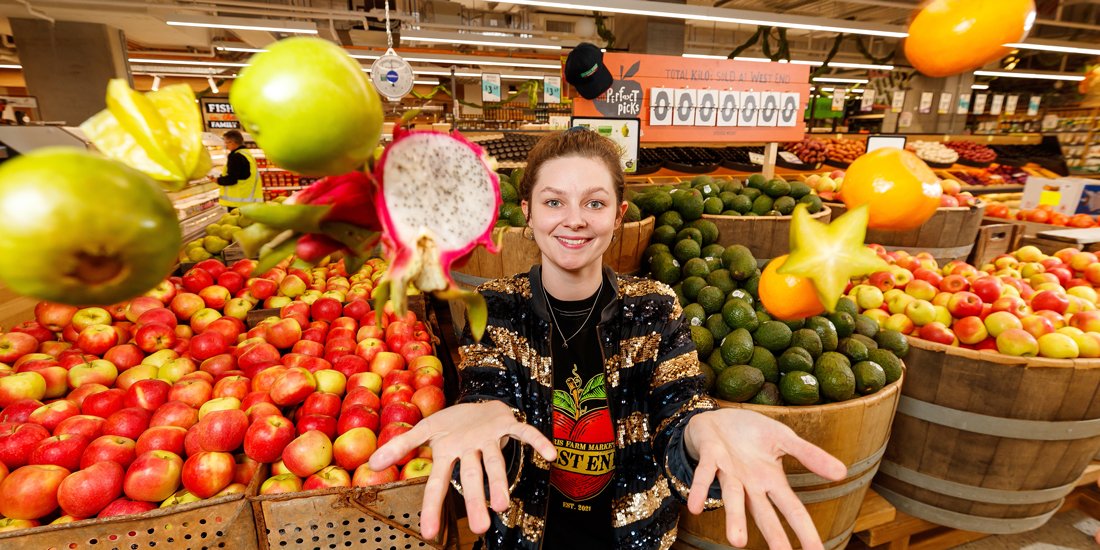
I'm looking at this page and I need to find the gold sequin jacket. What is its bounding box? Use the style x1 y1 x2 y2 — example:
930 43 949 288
455 265 722 549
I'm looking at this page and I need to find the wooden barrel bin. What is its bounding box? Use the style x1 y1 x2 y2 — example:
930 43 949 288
676 377 903 550
703 207 832 265
873 337 1100 534
826 203 986 265
446 216 655 334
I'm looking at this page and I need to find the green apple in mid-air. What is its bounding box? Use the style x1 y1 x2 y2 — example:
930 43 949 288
0 148 181 305
230 37 384 176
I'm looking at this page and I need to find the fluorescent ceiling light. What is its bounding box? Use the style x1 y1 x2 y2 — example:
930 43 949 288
364 67 547 80
971 84 989 90
1006 41 1100 56
401 30 562 50
133 71 238 79
812 77 867 84
207 77 219 94
0 64 20 69
349 51 560 69
215 46 266 53
974 70 1084 82
682 54 892 70
167 15 317 34
130 58 248 68
413 80 441 85
151 76 161 91
490 0 907 38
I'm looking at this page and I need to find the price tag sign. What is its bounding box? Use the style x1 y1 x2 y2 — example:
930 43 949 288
1006 95 1020 115
899 111 914 128
891 91 906 113
1028 95 1042 116
918 92 933 114
779 151 803 164
481 73 501 102
860 89 876 112
543 76 561 104
749 152 765 165
938 92 953 115
831 88 847 111
956 94 971 115
973 94 988 115
990 94 1005 115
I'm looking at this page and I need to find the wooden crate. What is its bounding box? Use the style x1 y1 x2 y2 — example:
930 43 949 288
250 479 454 550
829 203 986 266
968 221 1022 267
0 280 36 330
874 337 1100 535
703 206 833 262
0 473 262 549
678 377 902 550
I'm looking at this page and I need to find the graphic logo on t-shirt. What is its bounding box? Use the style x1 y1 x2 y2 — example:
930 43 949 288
551 366 615 502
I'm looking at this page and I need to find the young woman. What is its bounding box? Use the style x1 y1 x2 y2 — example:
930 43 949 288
369 129 845 550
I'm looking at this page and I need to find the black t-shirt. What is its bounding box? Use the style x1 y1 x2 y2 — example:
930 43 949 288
544 282 616 548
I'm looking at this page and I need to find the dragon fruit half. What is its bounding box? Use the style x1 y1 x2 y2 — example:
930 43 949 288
374 128 501 341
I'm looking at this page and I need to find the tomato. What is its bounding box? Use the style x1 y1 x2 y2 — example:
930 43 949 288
905 0 1036 77
760 255 825 321
1050 212 1070 227
1069 214 1096 228
840 148 941 231
0 149 181 305
230 37 383 177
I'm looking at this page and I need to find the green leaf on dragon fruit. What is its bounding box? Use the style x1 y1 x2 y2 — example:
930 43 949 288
252 232 299 275
343 253 367 276
373 279 393 327
80 80 210 190
580 374 607 403
235 223 284 259
320 221 381 257
240 203 332 234
436 286 488 343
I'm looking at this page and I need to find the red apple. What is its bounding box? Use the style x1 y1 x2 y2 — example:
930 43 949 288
136 308 177 329
259 473 302 495
0 463 70 519
343 387 381 411
301 392 341 418
247 278 278 300
270 367 317 407
189 331 228 363
347 372 383 396
189 308 223 333
134 323 177 354
991 296 1030 317
103 407 151 440
383 370 416 390
311 297 343 323
104 344 145 371
244 415 296 463
35 302 78 332
0 332 38 364
217 271 245 295
54 415 105 440
1 398 44 424
82 388 127 418
352 463 398 487
168 379 213 409
291 339 325 358
381 383 414 408
125 379 172 411
246 401 282 424
192 408 249 452
410 386 446 418
0 422 50 468
265 318 303 350
1031 290 1070 315
380 401 422 427
182 268 215 294
29 433 89 471
376 421 415 465
29 400 80 433
181 451 235 498
80 435 137 470
296 413 338 439
303 465 351 490
57 461 124 518
213 375 251 402
169 292 205 321
282 430 333 477
400 341 432 363
11 321 55 345
123 450 183 502
97 497 156 517
135 425 187 456
200 354 238 378
336 405 380 435
68 359 119 389
149 401 199 430
237 343 281 378
73 306 114 332
369 351 404 379
400 457 433 480
240 391 274 411
333 427 377 471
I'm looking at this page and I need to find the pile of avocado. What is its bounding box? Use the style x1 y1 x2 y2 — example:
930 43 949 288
632 174 823 223
495 168 644 229
645 236 905 406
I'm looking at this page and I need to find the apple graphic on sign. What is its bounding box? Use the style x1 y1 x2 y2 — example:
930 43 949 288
594 61 642 117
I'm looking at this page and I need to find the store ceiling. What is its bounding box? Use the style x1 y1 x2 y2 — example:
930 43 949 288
0 0 1095 79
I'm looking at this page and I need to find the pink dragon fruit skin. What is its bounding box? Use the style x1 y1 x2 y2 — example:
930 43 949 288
373 127 501 337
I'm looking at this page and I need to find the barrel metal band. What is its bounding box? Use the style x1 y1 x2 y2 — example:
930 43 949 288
873 484 1061 535
881 244 973 259
796 464 875 505
877 460 1078 505
787 442 887 488
675 526 855 550
897 396 1100 441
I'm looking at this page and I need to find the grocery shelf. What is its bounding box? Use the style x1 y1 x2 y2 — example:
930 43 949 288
180 206 227 243
963 185 1024 195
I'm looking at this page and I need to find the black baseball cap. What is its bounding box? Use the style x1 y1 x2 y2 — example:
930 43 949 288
565 43 613 100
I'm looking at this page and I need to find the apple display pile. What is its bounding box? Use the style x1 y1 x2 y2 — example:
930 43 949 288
986 202 1100 229
801 170 845 202
937 179 979 208
846 245 1100 359
0 257 444 531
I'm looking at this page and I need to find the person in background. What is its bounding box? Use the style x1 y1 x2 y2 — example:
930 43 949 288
369 128 845 550
215 130 261 206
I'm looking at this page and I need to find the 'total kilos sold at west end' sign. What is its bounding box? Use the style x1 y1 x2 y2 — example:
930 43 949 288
571 53 811 143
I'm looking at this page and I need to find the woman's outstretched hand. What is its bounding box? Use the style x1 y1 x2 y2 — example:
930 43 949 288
683 409 847 550
368 400 557 539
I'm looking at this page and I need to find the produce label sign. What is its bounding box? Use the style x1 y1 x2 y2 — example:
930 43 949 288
918 92 934 114
482 73 501 102
544 76 562 104
956 94 971 115
890 91 906 113
938 92 953 114
570 52 809 143
1028 96 1042 116
1006 95 1020 115
860 89 876 112
972 94 988 115
990 94 1005 115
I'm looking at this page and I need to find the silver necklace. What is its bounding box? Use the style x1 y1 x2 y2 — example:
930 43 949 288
544 280 603 350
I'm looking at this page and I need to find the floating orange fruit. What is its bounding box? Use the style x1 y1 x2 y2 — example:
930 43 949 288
840 148 941 231
905 0 1036 77
760 255 826 321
